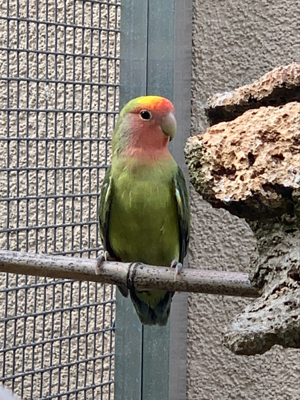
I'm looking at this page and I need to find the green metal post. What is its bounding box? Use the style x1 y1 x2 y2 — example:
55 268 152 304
115 1 192 399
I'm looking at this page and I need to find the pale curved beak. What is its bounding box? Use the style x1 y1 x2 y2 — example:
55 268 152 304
161 112 177 141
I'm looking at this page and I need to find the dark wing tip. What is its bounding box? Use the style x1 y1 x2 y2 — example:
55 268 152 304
173 166 190 263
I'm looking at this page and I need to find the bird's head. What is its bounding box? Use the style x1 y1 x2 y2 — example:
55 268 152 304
112 96 177 157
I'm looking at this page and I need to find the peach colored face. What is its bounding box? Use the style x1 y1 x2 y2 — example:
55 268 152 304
128 97 177 148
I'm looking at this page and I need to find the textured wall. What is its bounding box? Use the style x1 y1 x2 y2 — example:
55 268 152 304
188 1 300 399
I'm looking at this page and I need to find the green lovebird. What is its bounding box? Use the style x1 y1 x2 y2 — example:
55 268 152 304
98 95 190 326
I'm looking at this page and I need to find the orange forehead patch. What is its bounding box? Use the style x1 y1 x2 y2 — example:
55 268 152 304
126 95 174 114
137 96 172 109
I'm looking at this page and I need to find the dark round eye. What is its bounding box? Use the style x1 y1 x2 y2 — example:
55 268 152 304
140 110 152 120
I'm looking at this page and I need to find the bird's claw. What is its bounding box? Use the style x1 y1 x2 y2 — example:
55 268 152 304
170 259 183 282
95 251 109 275
95 253 129 297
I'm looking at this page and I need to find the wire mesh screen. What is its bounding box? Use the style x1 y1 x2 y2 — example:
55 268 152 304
0 0 120 398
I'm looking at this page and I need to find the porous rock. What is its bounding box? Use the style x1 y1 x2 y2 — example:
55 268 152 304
185 101 300 220
206 63 300 125
223 225 300 355
186 97 300 355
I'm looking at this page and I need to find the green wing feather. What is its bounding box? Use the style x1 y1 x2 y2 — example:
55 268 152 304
98 166 129 297
173 166 190 264
98 166 115 258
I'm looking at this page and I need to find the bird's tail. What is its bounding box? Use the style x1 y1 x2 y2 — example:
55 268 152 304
129 289 174 326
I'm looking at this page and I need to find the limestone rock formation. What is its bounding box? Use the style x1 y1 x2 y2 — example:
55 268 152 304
206 63 300 125
185 63 300 355
185 102 300 220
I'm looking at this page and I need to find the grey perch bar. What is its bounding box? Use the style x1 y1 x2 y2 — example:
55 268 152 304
0 250 259 298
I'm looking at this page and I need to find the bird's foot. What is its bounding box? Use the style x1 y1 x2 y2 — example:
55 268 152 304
95 251 110 275
127 262 144 288
96 252 129 297
170 259 183 282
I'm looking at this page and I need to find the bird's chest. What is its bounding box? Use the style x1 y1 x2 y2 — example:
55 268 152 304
109 168 179 265
115 173 170 212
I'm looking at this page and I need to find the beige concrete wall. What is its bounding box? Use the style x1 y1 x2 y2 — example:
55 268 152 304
188 1 300 399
